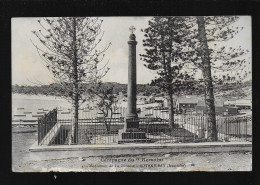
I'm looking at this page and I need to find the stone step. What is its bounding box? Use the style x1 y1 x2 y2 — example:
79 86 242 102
118 139 151 144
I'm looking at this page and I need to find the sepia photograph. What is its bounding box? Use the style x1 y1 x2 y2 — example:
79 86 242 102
12 16 252 172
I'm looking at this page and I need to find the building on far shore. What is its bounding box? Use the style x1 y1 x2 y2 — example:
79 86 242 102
223 107 239 115
137 95 148 104
196 100 239 115
137 94 164 105
176 97 200 113
147 95 155 103
154 97 164 103
224 99 251 110
196 100 222 115
163 95 177 109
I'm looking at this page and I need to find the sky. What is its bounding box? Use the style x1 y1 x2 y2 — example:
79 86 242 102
11 16 252 85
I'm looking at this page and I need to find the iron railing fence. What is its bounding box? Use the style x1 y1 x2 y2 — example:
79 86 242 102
55 106 251 122
122 115 251 143
42 118 124 145
38 114 252 145
38 108 57 145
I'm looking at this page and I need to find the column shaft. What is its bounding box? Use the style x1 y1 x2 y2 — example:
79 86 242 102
127 40 137 119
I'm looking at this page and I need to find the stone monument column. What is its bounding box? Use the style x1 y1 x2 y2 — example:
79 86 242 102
118 26 150 143
126 26 138 120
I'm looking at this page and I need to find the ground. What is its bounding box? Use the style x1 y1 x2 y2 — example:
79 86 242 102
12 125 252 172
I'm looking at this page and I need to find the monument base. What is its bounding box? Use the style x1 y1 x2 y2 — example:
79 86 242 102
118 118 151 144
118 132 149 144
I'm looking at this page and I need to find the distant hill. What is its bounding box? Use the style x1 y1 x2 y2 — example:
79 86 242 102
12 82 161 97
12 80 252 99
214 80 252 99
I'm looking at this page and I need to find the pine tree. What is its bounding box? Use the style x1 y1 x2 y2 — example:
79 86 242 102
180 16 250 141
32 17 111 144
140 16 195 128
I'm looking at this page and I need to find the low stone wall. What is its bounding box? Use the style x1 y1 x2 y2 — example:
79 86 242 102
29 142 252 161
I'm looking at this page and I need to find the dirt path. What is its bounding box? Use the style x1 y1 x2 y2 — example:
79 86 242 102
12 126 252 172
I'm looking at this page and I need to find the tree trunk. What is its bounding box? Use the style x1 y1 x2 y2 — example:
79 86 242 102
104 119 110 133
167 89 174 129
73 96 79 144
72 17 79 144
196 16 218 141
108 111 113 133
160 33 174 129
103 110 111 134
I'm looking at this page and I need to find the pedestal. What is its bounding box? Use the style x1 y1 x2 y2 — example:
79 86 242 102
118 118 151 144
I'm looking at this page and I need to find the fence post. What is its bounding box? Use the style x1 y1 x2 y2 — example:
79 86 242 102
228 116 230 141
245 117 247 141
238 117 240 141
225 115 228 140
38 118 40 145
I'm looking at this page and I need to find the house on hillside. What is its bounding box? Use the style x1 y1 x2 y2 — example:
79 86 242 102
176 98 199 113
154 97 164 107
224 99 252 110
223 107 239 115
196 100 239 115
147 95 155 103
163 96 177 109
137 95 149 104
196 100 224 114
224 100 236 107
154 96 164 103
235 99 252 110
137 95 156 104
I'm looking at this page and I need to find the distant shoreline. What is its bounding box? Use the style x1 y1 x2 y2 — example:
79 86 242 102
12 93 66 101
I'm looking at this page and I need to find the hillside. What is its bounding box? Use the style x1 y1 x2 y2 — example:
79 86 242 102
12 82 160 97
12 80 252 99
214 80 252 99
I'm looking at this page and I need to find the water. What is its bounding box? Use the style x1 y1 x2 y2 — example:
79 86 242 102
11 93 126 122
12 94 72 122
12 93 169 123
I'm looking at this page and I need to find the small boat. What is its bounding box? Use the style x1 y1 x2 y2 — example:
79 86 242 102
61 112 71 114
14 114 26 117
32 115 44 117
23 120 38 122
